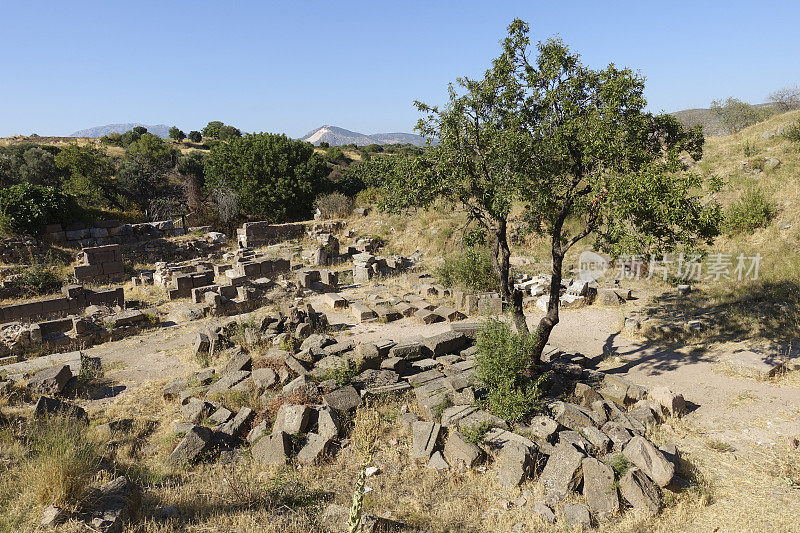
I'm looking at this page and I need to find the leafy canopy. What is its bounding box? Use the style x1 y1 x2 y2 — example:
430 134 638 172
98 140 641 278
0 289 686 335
204 132 328 222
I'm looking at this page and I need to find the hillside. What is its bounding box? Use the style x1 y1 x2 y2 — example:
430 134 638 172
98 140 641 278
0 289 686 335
70 123 171 138
671 102 778 137
300 125 427 146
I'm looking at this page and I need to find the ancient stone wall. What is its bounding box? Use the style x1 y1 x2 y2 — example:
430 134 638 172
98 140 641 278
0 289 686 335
73 244 126 284
0 284 124 325
44 219 186 248
236 221 306 248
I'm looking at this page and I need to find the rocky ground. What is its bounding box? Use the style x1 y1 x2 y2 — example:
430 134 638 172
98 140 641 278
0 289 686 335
2 252 800 532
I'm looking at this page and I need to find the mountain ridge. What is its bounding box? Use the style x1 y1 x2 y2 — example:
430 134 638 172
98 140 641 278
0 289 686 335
69 123 171 139
299 125 427 146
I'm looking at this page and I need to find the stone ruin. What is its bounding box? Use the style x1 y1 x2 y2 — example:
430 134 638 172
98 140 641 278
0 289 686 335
73 244 126 284
44 219 185 247
236 221 306 248
155 303 688 530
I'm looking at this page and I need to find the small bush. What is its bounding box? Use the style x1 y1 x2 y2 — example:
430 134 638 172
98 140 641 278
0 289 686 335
474 319 545 423
783 120 800 143
742 140 758 157
315 192 354 219
324 358 362 388
461 420 494 444
725 188 776 234
0 183 84 235
6 264 64 296
437 247 499 292
355 186 383 206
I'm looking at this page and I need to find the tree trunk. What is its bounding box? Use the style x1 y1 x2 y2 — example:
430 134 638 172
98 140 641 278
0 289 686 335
531 246 564 364
493 219 528 334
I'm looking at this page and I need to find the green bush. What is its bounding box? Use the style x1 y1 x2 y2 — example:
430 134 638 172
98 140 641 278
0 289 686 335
7 265 64 296
436 247 499 292
474 319 545 423
0 183 83 235
725 188 776 234
783 120 800 143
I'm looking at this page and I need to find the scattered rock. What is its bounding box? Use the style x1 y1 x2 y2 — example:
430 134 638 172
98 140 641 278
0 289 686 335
88 476 142 533
168 425 212 465
251 431 291 465
623 436 675 487
582 457 619 520
563 503 591 530
618 467 662 515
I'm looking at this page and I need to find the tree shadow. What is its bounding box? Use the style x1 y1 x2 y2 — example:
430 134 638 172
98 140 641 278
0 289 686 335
639 279 800 347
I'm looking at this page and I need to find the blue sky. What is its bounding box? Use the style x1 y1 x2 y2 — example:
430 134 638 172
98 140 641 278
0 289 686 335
1 1 798 138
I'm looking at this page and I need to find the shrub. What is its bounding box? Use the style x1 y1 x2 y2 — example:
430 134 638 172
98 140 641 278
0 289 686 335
355 186 383 206
315 192 354 219
710 97 774 133
188 130 202 143
0 183 83 234
725 188 776 234
783 120 800 143
436 247 499 292
474 319 545 423
6 264 64 296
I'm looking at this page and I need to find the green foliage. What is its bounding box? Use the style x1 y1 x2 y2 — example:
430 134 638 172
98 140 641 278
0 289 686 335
324 146 350 165
315 192 354 219
337 157 398 196
117 133 178 215
0 143 66 188
436 247 499 292
204 132 328 222
783 120 800 143
710 97 774 133
202 121 224 138
0 183 83 234
474 319 545 422
218 125 242 140
603 454 631 485
325 359 363 388
725 188 776 234
6 264 63 296
100 132 122 146
201 121 240 140
54 144 117 206
461 420 494 444
188 130 202 143
742 140 758 157
132 126 148 135
168 126 186 141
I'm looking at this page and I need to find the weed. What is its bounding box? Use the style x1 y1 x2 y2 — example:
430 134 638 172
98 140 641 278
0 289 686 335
705 437 734 452
603 453 631 486
724 188 776 234
14 414 103 508
323 359 363 388
461 420 494 444
432 396 453 421
436 247 499 292
474 319 545 423
783 120 800 142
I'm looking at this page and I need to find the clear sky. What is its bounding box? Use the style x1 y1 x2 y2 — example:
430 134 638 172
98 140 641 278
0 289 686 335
1 1 798 138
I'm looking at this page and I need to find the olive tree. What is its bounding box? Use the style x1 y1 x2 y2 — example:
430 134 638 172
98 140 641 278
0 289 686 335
384 19 721 361
502 20 720 359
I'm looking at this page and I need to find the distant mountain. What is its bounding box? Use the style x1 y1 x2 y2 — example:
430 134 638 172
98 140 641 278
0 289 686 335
300 125 427 146
69 123 172 139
